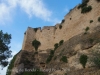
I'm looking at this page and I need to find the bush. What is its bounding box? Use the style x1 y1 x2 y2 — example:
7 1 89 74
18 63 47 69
98 17 100 22
85 27 89 32
79 54 88 68
90 20 93 23
78 3 87 9
61 19 65 24
54 43 59 50
59 40 64 46
81 6 92 13
60 56 68 63
46 50 54 63
84 27 90 34
77 0 89 9
59 25 62 29
32 39 41 51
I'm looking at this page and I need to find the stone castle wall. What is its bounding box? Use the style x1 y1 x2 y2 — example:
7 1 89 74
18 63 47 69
22 0 100 51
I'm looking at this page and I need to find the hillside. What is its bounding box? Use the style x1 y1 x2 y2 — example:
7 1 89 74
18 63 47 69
6 0 100 75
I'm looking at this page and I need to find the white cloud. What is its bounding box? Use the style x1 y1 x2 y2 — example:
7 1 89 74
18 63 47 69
19 0 52 21
0 3 12 25
0 0 52 25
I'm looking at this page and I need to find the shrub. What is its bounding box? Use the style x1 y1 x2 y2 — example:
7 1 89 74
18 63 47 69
61 19 65 23
85 27 89 32
60 56 68 63
84 27 90 34
78 3 87 9
77 0 89 9
32 39 41 51
34 28 38 32
54 43 59 50
59 25 62 29
90 20 93 23
98 17 100 22
46 50 54 63
59 40 64 46
79 54 88 68
81 6 92 13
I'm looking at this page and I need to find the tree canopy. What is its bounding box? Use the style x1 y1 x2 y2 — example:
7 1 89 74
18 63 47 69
0 30 12 68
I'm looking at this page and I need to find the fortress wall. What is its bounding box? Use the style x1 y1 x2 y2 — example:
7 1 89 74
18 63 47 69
22 27 36 51
22 0 100 51
36 26 56 50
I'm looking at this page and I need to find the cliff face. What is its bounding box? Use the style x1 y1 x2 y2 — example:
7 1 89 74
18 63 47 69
7 0 100 75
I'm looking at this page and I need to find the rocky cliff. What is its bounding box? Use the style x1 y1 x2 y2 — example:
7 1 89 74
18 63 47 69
6 0 100 75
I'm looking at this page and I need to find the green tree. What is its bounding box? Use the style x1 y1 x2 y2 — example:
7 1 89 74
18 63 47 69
79 54 88 68
32 39 41 51
0 30 12 68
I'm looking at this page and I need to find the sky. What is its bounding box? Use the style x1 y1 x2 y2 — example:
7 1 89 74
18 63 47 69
0 0 81 75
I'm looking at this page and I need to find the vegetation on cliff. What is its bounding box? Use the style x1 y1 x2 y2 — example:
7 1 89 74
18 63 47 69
79 54 88 68
32 39 41 51
6 54 17 75
46 40 64 63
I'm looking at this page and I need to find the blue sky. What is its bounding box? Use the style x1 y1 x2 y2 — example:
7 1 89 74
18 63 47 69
0 0 81 75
